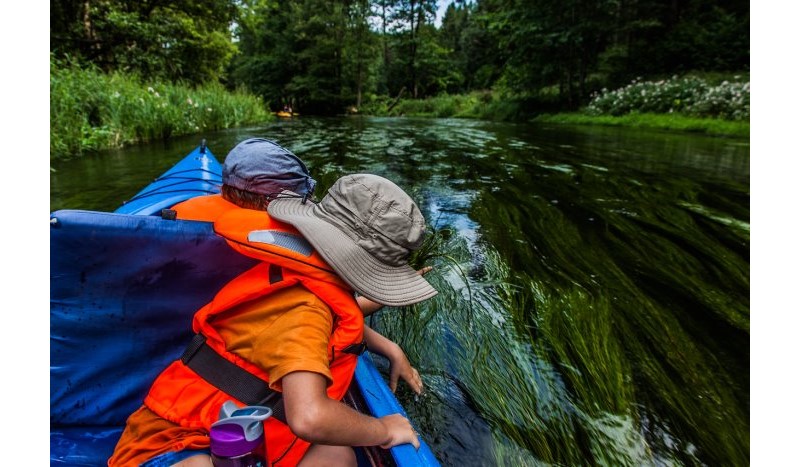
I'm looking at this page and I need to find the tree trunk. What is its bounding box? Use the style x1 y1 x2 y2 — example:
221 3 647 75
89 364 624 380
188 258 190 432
82 0 92 40
387 86 406 112
356 58 363 109
381 1 389 94
409 0 417 98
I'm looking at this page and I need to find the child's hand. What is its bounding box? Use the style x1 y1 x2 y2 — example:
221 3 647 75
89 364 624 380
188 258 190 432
388 344 423 395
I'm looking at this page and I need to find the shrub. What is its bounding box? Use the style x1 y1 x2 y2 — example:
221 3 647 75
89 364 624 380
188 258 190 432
585 75 749 121
684 80 749 121
50 54 272 160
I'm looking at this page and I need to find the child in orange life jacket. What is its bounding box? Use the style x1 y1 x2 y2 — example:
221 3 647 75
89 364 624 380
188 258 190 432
172 137 428 394
108 139 434 467
265 173 438 465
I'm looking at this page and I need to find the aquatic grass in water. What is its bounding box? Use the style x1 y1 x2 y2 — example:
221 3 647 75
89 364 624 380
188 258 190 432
375 155 748 465
381 237 748 464
472 160 747 464
378 235 646 465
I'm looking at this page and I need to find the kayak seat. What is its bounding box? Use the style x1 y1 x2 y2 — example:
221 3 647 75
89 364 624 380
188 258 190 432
50 209 257 465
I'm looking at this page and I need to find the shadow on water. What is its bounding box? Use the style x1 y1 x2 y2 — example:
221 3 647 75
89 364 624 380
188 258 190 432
50 117 750 466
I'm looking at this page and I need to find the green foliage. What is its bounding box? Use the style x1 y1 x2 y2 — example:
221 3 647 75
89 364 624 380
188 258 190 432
50 0 749 121
362 89 562 121
378 221 748 464
230 0 382 113
50 0 238 85
442 0 748 106
360 92 474 118
51 0 750 115
655 3 750 75
414 27 460 96
534 113 749 138
585 75 750 121
50 55 271 160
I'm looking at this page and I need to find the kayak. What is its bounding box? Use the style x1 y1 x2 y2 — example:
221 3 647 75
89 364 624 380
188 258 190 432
50 142 439 466
115 142 222 215
275 111 298 118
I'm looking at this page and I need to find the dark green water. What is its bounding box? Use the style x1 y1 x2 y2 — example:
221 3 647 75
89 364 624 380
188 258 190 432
50 117 750 466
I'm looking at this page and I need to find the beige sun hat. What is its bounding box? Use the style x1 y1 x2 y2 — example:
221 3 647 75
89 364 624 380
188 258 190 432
267 174 438 306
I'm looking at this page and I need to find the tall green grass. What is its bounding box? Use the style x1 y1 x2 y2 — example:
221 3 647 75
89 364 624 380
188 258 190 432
50 55 273 160
533 112 750 138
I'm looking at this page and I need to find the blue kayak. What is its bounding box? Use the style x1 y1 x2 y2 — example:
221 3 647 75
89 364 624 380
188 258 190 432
50 143 440 466
115 141 223 215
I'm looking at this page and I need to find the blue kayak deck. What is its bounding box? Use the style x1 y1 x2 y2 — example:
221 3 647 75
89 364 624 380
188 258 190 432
115 145 222 216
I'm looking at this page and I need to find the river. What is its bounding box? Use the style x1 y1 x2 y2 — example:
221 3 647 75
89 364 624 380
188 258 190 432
50 116 750 466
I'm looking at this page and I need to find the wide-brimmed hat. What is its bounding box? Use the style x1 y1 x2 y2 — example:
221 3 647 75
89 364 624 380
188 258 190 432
267 174 438 306
223 138 316 197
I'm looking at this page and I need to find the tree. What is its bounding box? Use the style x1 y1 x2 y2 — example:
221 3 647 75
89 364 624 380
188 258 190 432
344 0 380 109
390 0 438 98
229 0 380 113
480 0 616 105
50 0 239 85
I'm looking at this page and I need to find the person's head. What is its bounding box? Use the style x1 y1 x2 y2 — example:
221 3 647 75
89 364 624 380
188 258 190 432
222 138 316 210
268 174 438 306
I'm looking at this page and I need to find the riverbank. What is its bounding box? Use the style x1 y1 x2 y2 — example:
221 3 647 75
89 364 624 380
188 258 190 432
533 113 749 138
50 57 273 161
360 74 749 138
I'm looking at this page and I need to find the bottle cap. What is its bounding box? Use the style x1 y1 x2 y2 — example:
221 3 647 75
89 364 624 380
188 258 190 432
210 401 272 458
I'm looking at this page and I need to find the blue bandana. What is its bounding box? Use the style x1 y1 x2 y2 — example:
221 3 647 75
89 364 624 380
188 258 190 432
222 138 316 197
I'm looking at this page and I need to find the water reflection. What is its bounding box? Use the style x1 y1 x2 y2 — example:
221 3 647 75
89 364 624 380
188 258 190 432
50 117 749 466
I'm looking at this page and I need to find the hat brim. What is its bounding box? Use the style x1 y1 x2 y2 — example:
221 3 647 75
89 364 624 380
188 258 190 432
268 198 437 307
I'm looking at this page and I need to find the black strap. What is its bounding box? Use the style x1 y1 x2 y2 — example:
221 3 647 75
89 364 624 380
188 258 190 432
181 334 287 423
269 264 283 284
180 334 364 425
342 342 367 355
330 341 367 364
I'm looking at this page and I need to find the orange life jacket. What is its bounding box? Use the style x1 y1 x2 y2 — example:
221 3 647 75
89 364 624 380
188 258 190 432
145 195 364 466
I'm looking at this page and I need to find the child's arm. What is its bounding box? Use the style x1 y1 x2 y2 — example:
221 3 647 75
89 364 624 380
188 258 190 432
357 266 432 393
363 325 423 394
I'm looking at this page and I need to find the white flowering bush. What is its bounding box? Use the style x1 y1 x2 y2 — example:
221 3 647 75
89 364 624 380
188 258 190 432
685 80 750 121
586 76 749 121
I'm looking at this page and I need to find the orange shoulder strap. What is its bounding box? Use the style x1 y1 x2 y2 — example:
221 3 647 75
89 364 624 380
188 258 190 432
172 194 237 222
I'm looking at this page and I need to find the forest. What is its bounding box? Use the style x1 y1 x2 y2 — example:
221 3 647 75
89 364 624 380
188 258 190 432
50 0 749 110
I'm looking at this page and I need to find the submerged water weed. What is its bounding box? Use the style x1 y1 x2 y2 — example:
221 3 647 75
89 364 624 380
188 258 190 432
473 249 746 465
378 185 748 465
462 250 652 465
463 159 749 464
376 225 475 357
377 228 592 464
378 225 648 464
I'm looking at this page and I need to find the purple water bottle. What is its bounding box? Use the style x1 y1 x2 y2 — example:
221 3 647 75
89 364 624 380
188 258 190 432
210 400 272 467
